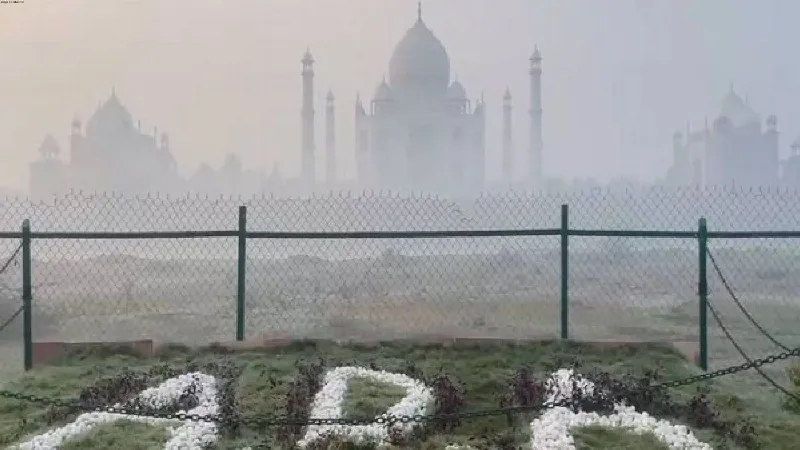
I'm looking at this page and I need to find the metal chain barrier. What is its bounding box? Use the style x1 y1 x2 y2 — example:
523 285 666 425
707 247 792 352
0 243 21 276
0 306 22 334
0 243 22 333
706 246 800 402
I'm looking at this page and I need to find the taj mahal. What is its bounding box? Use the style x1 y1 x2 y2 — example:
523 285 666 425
304 3 544 196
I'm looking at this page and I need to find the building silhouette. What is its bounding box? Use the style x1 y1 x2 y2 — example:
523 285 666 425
30 90 180 199
667 88 779 187
783 139 800 187
304 3 544 195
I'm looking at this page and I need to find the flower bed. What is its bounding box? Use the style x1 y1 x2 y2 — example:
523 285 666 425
297 366 433 448
1 341 781 449
8 365 720 450
14 372 219 450
532 404 711 450
531 369 711 450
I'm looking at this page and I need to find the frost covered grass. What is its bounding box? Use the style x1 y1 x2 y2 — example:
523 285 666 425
572 425 670 450
60 420 169 450
341 377 409 420
0 340 797 449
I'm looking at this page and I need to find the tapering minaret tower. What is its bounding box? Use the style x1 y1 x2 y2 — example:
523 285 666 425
502 88 513 183
325 89 336 184
529 46 543 185
355 93 370 185
301 48 316 185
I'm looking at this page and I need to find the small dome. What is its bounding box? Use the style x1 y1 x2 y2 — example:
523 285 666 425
38 134 60 157
374 79 392 100
531 46 542 62
222 154 242 173
719 89 759 127
302 48 314 64
766 114 777 129
448 80 467 99
388 14 450 94
714 115 733 131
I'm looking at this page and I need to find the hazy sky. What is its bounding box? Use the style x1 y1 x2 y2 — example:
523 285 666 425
1 0 798 192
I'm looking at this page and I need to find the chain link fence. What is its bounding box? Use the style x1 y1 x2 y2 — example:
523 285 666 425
0 238 23 381
0 187 798 375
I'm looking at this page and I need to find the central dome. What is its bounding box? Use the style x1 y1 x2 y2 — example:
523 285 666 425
388 15 450 93
87 91 134 135
718 88 760 127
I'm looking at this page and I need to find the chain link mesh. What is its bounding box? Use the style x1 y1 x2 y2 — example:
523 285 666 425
28 237 237 345
3 186 800 232
0 187 798 354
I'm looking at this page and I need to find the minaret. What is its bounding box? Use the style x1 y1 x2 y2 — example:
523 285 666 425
301 48 316 185
325 89 336 184
529 46 543 185
355 93 369 185
502 88 513 183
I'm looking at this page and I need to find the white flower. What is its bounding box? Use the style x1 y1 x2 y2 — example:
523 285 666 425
531 404 712 450
544 369 596 405
14 372 219 450
297 366 433 449
530 370 712 450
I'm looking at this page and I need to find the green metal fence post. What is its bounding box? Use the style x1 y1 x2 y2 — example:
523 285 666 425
236 206 247 341
560 204 569 340
21 219 32 371
697 217 709 371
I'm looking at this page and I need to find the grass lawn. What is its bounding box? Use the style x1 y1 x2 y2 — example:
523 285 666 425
0 340 797 449
572 426 670 450
61 421 169 450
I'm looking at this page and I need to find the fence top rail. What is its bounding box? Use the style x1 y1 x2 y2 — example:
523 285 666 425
0 229 799 240
707 230 800 239
568 229 697 238
29 230 238 239
245 229 561 239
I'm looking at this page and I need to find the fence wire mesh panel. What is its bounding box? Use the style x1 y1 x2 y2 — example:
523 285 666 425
568 236 698 343
561 187 799 231
246 235 562 341
705 238 800 383
0 237 23 380
1 187 799 232
0 193 242 233
242 193 566 232
28 237 237 345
